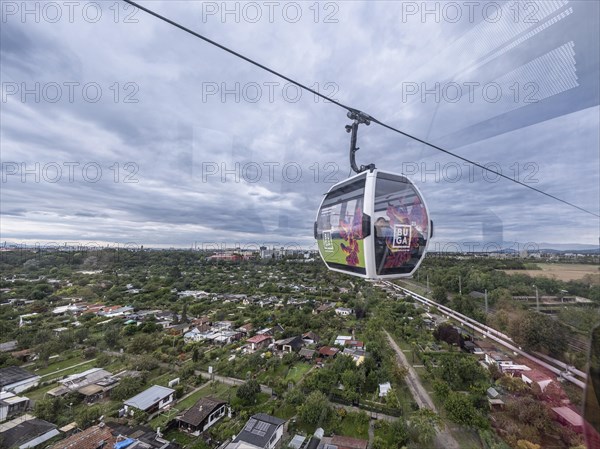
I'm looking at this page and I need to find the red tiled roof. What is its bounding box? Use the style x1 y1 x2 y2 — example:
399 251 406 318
247 335 272 344
319 347 339 357
49 424 117 449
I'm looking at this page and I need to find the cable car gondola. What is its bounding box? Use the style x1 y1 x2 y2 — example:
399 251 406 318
314 111 432 279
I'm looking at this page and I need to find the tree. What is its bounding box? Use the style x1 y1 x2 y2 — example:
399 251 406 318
408 408 440 445
103 326 121 349
298 391 331 426
34 397 62 422
236 380 261 405
77 404 103 428
181 299 188 323
111 377 145 401
433 323 461 346
509 311 567 356
444 392 477 426
128 334 155 354
432 286 448 304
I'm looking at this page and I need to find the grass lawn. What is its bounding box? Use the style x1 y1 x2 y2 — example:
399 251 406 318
163 428 200 446
151 372 175 387
284 363 311 383
26 382 59 401
34 356 85 376
327 411 370 439
177 382 236 411
40 360 97 381
149 407 182 431
273 402 296 420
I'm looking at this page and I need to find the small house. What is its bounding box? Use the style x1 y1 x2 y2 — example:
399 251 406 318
228 413 286 449
124 385 175 416
178 396 227 435
274 336 304 353
247 335 273 352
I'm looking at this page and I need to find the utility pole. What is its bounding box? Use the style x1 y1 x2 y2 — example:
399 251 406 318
426 274 429 292
533 285 539 312
484 289 488 314
459 276 462 295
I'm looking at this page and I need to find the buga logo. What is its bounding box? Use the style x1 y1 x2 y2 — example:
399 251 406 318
323 231 334 252
392 225 411 249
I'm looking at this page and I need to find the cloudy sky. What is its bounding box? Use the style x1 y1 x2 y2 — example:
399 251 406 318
1 0 599 251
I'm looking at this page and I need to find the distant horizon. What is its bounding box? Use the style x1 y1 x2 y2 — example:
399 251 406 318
1 238 598 253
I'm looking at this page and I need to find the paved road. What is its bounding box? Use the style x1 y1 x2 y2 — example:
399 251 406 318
384 330 460 449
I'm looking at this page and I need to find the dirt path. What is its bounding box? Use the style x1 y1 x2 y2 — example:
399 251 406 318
368 420 375 449
384 330 460 449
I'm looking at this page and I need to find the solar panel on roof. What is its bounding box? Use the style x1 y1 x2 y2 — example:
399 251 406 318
257 421 270 432
245 418 257 431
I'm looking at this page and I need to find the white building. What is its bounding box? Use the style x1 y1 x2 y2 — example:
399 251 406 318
335 308 353 317
0 392 29 422
0 367 40 394
124 385 175 416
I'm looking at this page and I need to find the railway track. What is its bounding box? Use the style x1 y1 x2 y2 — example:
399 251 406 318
379 280 587 389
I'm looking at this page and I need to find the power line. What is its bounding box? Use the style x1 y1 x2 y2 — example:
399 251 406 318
122 0 600 219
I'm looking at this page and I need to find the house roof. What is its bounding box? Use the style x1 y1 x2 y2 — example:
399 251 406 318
0 416 58 448
59 368 112 387
124 385 175 411
319 347 340 357
0 366 39 388
330 435 369 449
233 413 285 448
302 332 319 341
247 335 272 344
48 424 117 449
299 348 316 358
289 435 306 449
78 384 104 396
487 387 500 398
179 396 226 427
315 303 332 311
107 423 181 449
552 406 583 427
275 336 303 346
522 370 553 383
0 341 18 352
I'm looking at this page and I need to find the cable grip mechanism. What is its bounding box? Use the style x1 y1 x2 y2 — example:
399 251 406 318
346 110 375 174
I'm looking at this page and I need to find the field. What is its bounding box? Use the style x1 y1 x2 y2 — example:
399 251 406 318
503 263 599 282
